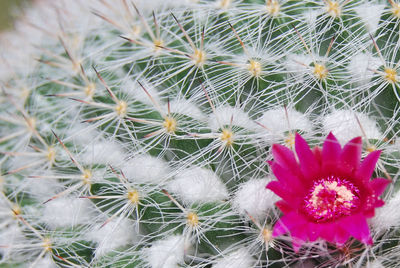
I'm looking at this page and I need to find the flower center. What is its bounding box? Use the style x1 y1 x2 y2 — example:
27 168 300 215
384 68 398 83
303 176 360 222
325 1 341 18
313 63 328 80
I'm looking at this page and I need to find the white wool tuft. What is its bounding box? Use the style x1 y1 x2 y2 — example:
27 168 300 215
167 98 206 121
213 248 255 268
145 235 188 268
66 123 100 145
233 178 278 220
122 154 170 184
257 107 312 137
302 10 320 27
347 52 381 85
123 80 161 107
355 4 385 34
23 177 62 202
42 197 95 229
0 225 24 258
81 140 125 166
88 218 138 257
372 193 400 232
285 53 313 76
166 167 228 204
208 106 256 131
322 110 382 144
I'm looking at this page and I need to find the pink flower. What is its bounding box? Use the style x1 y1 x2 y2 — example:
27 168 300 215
267 133 390 252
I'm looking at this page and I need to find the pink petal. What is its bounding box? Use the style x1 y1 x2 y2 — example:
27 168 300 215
275 200 292 214
369 178 390 196
307 222 321 241
319 223 335 242
364 198 384 217
291 224 309 252
266 181 296 203
270 162 306 192
312 146 322 165
339 136 362 173
317 222 348 246
322 132 341 170
335 225 349 246
272 212 307 237
272 144 299 172
272 217 291 237
375 199 385 207
355 150 381 182
340 214 372 245
295 133 320 179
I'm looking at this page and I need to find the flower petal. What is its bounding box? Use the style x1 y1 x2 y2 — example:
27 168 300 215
270 162 306 193
339 136 362 173
275 200 292 214
291 224 309 252
319 223 335 242
266 181 296 203
295 133 320 179
272 212 307 237
307 222 321 241
340 214 372 245
335 225 349 246
272 144 299 172
272 216 291 237
322 132 341 170
369 177 390 196
355 150 381 182
312 146 322 165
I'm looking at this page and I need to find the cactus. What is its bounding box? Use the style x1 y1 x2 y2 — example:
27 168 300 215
2 0 400 267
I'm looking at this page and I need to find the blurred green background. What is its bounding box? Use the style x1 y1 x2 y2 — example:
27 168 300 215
0 0 31 31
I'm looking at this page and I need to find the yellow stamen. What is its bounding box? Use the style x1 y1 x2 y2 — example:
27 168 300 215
220 129 234 146
163 117 177 134
153 39 164 52
115 101 127 117
313 63 328 80
187 212 199 227
84 83 95 98
219 0 232 9
266 0 280 17
248 60 262 77
42 238 52 252
46 146 56 163
391 2 400 18
127 190 140 204
81 169 92 185
262 228 272 243
325 1 341 18
285 133 295 149
384 68 398 83
193 49 206 67
366 145 376 153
